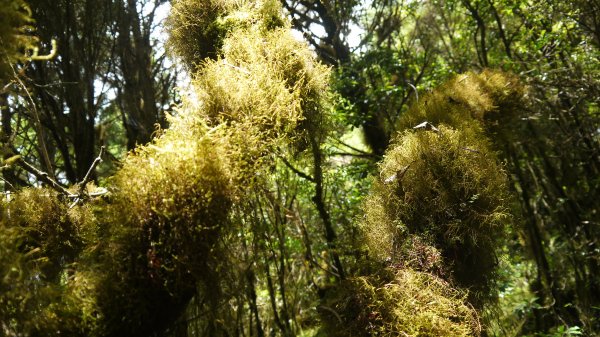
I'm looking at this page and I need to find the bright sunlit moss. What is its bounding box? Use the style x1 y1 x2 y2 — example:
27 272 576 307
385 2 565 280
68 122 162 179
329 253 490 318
109 125 234 279
362 125 511 305
188 27 330 173
166 0 285 71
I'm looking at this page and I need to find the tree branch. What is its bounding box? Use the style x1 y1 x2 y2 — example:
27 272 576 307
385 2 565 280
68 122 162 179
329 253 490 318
309 133 345 280
332 138 379 158
16 156 73 197
278 155 315 182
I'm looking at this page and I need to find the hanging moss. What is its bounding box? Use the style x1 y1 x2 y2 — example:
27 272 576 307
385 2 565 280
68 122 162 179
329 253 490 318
0 0 35 82
320 267 481 337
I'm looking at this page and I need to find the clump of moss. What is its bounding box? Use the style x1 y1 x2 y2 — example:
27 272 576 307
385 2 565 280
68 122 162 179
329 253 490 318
321 267 481 337
166 0 285 71
0 188 97 335
189 27 330 168
397 70 526 138
1 0 333 335
62 0 329 334
2 189 81 279
79 123 236 336
0 122 238 337
109 125 233 282
356 70 526 311
165 0 233 68
0 225 38 336
0 0 35 81
363 125 511 305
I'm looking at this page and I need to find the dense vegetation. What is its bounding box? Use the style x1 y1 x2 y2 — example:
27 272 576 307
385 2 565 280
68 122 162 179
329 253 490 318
0 0 598 336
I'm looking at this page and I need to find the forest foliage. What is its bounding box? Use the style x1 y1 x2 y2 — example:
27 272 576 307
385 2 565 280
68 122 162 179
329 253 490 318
0 0 599 336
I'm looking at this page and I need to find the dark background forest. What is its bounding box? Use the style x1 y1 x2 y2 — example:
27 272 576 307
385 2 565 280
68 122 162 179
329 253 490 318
0 0 599 336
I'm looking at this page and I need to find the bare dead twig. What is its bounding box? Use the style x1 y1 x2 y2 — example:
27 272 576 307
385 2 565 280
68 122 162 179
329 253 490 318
8 146 107 207
382 162 413 184
70 146 105 208
412 121 440 133
222 60 251 75
78 146 105 196
461 147 481 154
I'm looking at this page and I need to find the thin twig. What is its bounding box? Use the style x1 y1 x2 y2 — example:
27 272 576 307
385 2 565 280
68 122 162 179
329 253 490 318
8 57 55 180
461 147 481 154
78 146 105 196
222 60 251 75
329 151 378 158
0 177 16 191
333 138 377 157
382 162 413 184
70 146 105 208
406 81 419 103
307 256 341 278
